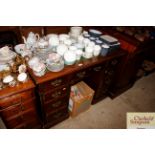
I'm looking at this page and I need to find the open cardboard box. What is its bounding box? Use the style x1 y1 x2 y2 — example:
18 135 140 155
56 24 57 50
69 81 95 117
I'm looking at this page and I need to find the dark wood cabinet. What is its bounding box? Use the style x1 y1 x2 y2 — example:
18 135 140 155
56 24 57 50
28 50 125 128
97 27 155 98
0 79 42 129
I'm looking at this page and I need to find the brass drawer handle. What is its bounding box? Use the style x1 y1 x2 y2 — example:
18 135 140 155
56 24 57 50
21 106 25 111
53 112 63 119
51 91 62 98
93 66 102 72
51 79 62 87
105 70 108 74
52 101 62 108
111 59 118 65
76 71 86 78
108 70 114 75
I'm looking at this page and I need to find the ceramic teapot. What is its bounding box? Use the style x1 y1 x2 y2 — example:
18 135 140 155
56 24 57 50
22 32 40 49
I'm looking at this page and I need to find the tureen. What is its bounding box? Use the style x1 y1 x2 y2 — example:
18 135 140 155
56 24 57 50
0 46 17 64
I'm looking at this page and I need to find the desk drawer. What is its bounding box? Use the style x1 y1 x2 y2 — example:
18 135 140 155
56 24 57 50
42 86 70 103
17 119 42 129
70 69 91 85
0 90 35 110
0 98 37 123
46 107 68 124
5 109 39 129
39 76 69 93
44 96 69 114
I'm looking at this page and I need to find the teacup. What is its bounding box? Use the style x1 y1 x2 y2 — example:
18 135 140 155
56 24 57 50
78 35 84 43
83 38 90 47
33 63 46 77
93 45 101 57
75 49 83 61
64 39 72 46
101 44 110 56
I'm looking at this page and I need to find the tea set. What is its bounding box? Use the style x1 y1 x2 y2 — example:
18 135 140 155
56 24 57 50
0 27 116 88
0 45 29 90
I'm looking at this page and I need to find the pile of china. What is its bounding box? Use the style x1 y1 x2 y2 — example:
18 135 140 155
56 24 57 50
0 46 28 90
14 27 111 77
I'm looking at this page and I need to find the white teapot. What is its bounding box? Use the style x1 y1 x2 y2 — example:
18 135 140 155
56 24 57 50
22 32 40 49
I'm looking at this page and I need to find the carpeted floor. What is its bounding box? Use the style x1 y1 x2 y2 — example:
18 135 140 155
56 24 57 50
52 72 155 129
0 72 155 129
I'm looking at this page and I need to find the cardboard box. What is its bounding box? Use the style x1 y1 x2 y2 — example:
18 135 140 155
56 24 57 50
69 81 95 117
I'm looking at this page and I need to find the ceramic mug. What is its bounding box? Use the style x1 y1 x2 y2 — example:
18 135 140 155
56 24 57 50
75 49 83 61
93 45 101 57
101 44 110 56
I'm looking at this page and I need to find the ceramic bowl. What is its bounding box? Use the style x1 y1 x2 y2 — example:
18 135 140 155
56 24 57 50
64 51 76 65
89 29 102 38
33 68 46 77
33 63 46 77
46 57 64 72
48 53 61 63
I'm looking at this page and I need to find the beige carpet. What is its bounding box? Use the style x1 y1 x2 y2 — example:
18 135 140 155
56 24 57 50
0 72 155 129
52 72 155 129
